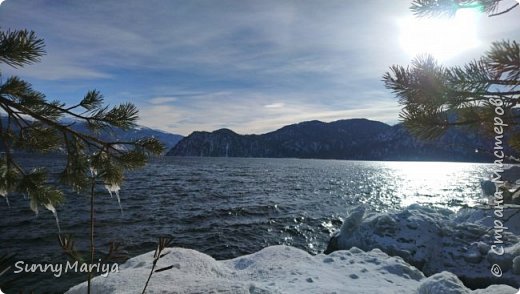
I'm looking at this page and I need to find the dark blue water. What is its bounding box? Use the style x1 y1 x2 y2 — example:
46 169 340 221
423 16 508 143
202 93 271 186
0 156 491 293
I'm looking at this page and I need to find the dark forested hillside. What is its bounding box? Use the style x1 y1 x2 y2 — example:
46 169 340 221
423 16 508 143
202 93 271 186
167 118 502 162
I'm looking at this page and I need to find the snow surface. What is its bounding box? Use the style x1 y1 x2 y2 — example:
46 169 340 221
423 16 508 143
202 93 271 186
66 245 516 293
326 204 520 289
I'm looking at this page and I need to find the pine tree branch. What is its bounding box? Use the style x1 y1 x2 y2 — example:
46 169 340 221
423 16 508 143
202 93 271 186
48 103 108 127
3 93 162 150
0 96 126 155
454 90 520 97
0 111 26 177
410 0 512 17
489 3 519 16
0 146 25 179
483 79 520 86
44 96 138 131
0 30 45 68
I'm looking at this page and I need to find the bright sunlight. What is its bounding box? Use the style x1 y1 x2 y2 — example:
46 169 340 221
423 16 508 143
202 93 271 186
399 8 480 61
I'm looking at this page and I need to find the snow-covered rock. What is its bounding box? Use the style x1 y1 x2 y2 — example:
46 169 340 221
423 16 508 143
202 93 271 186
480 165 520 204
325 204 520 289
66 245 514 293
454 205 520 235
418 271 515 294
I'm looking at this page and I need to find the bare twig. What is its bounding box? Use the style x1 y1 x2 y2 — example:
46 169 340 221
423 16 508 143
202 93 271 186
142 237 173 294
87 174 96 294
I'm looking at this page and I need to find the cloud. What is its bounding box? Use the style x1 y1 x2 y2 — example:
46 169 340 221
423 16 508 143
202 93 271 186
3 62 112 81
0 0 409 82
264 103 285 108
148 97 178 105
136 89 400 136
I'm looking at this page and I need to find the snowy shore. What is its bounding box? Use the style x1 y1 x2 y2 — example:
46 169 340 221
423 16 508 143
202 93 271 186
66 245 515 294
66 204 520 293
325 204 520 289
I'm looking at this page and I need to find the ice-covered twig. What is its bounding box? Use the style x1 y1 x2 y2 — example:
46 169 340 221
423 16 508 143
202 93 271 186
105 183 123 214
44 202 61 234
0 189 9 207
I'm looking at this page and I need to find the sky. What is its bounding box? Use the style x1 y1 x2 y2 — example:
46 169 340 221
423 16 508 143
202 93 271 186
0 0 519 136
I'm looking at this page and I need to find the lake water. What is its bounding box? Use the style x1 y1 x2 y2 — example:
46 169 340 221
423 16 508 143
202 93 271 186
0 156 493 293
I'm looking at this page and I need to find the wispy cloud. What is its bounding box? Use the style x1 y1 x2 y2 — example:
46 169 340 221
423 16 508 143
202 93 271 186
137 89 400 135
264 103 285 109
149 97 178 105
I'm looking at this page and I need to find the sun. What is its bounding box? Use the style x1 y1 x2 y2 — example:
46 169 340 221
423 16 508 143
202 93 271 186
399 9 480 61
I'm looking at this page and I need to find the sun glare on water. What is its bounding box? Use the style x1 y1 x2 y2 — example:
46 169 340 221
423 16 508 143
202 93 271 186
399 9 480 61
384 161 483 210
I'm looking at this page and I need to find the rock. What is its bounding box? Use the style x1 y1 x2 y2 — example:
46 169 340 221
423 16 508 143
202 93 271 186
326 205 520 288
512 256 520 275
417 272 471 294
341 205 366 233
487 243 520 273
463 245 482 264
477 242 491 255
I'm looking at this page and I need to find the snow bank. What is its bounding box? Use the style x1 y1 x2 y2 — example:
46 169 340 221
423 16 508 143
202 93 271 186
325 204 520 289
66 245 513 293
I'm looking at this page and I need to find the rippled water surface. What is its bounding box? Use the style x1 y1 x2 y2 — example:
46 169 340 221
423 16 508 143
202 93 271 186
0 156 492 293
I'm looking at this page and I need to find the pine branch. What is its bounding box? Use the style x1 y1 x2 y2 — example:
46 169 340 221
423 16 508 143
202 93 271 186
385 38 520 145
104 241 128 263
65 90 104 111
0 29 45 68
1 96 122 154
485 40 520 81
58 234 85 263
410 0 460 17
410 0 506 17
1 88 164 197
489 2 519 16
0 113 25 178
0 28 166 294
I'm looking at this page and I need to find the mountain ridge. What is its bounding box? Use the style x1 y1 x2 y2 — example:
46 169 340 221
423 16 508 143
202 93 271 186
0 117 184 154
167 118 504 162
